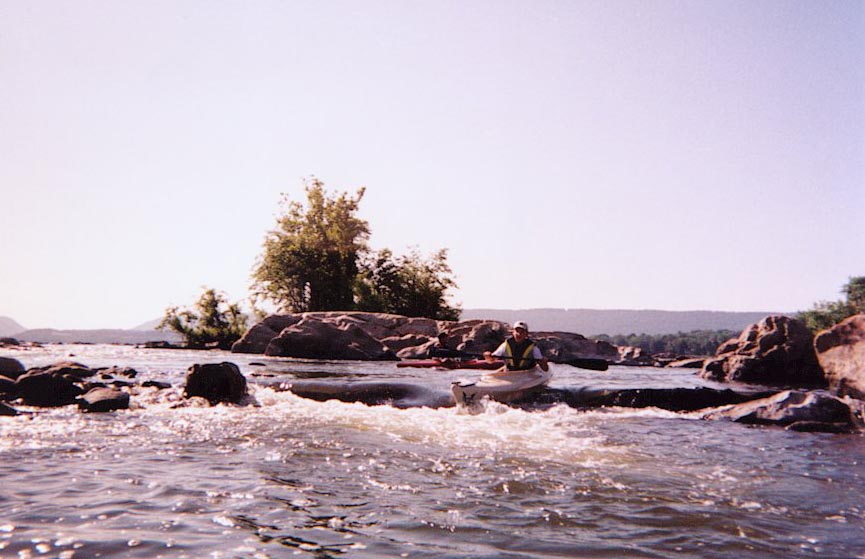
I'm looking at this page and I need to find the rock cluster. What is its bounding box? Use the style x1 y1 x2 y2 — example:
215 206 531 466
694 314 865 433
232 312 619 364
0 359 248 415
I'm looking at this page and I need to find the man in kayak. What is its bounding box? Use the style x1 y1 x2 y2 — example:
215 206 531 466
483 321 549 372
428 332 469 360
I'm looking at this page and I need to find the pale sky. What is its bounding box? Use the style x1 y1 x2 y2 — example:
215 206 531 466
2 0 863 330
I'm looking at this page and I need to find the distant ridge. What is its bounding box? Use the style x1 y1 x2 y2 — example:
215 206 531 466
461 308 785 336
0 316 26 337
15 328 182 345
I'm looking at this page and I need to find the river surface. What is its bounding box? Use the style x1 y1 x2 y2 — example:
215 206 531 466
1 344 863 559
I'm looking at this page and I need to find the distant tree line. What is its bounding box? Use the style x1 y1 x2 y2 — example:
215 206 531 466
593 330 739 357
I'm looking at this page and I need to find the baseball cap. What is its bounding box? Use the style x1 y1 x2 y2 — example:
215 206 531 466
513 321 529 331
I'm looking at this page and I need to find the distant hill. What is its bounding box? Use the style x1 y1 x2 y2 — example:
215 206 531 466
0 316 26 337
132 318 163 330
15 328 182 345
461 308 785 336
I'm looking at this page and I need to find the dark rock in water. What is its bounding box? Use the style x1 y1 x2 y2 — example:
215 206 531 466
0 356 25 379
814 313 865 400
0 374 16 398
0 401 18 416
701 316 826 387
15 368 85 407
703 390 855 431
785 421 854 434
665 358 705 369
184 362 247 405
96 366 139 378
142 380 172 390
78 387 130 413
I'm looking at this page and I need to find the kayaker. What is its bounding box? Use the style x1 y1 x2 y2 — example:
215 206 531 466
484 321 549 372
428 332 467 359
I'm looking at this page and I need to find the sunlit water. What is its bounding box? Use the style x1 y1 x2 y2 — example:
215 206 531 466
1 345 863 558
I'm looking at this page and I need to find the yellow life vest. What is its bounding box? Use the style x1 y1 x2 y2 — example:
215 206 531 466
504 338 537 370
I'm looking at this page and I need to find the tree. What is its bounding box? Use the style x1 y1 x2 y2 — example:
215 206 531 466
797 276 865 332
159 288 248 349
252 178 370 312
355 248 461 320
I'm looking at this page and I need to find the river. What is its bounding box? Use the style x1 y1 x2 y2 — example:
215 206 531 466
1 344 863 558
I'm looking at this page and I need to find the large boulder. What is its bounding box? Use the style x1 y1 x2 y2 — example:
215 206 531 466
814 314 865 400
704 390 856 433
0 357 25 379
700 316 826 387
15 363 89 407
184 362 247 404
232 314 304 354
233 312 441 355
265 316 397 360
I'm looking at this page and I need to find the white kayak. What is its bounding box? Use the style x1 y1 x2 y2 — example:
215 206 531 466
451 366 553 406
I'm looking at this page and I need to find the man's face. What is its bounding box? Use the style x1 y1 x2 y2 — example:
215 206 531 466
513 327 528 341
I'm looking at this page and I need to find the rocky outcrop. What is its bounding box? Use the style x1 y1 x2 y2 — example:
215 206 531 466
235 312 619 365
814 314 865 400
233 312 441 355
703 390 856 433
701 316 826 387
265 317 397 360
184 362 247 405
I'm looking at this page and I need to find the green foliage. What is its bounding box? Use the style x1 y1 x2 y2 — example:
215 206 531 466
355 248 461 320
159 288 248 350
251 177 461 320
594 330 738 356
797 276 865 332
252 178 370 312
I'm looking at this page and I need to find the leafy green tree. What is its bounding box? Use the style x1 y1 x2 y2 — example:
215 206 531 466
798 276 865 332
355 248 461 320
252 178 370 312
159 288 248 349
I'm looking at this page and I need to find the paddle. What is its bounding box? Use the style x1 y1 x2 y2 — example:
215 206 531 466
459 353 609 371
